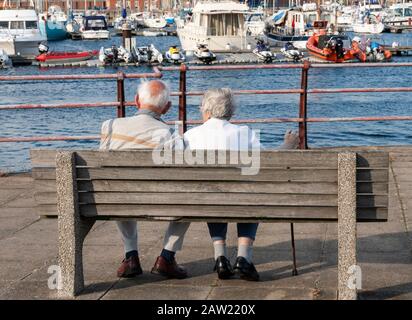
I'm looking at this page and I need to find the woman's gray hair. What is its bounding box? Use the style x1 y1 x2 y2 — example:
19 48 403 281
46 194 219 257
200 88 236 120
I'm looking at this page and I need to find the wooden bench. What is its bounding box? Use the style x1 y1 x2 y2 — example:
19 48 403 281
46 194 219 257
30 149 389 299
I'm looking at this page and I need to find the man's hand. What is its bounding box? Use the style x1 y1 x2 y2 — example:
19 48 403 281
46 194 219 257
282 129 300 149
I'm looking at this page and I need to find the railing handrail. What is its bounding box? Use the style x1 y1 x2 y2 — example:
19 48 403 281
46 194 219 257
1 62 412 147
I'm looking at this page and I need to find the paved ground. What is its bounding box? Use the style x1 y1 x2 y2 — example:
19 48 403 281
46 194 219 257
0 147 412 300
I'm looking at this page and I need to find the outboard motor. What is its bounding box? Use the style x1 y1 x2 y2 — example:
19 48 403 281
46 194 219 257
38 43 49 54
335 37 344 59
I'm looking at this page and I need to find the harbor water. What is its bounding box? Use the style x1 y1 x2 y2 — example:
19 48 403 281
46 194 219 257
1 32 412 172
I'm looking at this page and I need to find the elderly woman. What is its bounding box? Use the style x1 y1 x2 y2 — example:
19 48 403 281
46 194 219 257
183 88 299 281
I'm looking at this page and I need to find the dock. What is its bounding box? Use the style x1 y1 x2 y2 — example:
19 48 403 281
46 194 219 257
0 145 411 300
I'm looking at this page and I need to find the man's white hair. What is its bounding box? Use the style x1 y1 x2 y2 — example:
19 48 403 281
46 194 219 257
137 80 170 108
200 88 236 120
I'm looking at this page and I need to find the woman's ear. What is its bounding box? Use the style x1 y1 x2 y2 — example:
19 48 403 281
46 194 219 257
135 95 140 109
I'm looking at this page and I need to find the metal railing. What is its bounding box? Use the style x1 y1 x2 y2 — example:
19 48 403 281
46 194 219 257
2 62 412 150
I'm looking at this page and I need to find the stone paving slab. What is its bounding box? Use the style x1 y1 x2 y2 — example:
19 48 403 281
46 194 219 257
0 147 412 299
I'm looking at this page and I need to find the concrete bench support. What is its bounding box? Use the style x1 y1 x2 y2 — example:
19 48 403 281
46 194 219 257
56 151 95 297
337 152 357 300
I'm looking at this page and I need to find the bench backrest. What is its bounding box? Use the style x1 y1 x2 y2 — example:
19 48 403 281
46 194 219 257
30 149 389 222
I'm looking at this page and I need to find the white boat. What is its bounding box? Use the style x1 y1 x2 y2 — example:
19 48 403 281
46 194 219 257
176 0 252 52
245 11 265 36
194 44 217 63
0 48 11 68
264 4 322 49
353 13 385 34
80 16 110 40
384 3 412 27
0 9 46 60
131 12 167 29
38 5 68 41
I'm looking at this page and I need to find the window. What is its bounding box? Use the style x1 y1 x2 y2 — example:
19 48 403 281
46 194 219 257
26 21 38 29
10 21 24 29
0 21 8 29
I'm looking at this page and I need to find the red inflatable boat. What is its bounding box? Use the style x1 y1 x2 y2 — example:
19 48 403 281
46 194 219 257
306 33 366 63
36 50 98 64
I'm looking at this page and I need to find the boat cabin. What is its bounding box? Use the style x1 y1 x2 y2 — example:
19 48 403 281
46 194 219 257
0 10 39 34
83 16 108 31
190 1 248 36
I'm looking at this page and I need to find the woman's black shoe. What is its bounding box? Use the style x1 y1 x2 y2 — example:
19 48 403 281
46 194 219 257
213 256 235 279
234 257 260 281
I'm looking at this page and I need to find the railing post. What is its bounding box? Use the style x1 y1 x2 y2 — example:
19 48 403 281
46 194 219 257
117 71 125 118
179 64 188 134
299 60 310 149
291 60 311 277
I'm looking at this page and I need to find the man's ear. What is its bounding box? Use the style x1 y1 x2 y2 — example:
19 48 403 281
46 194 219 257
160 101 172 115
135 94 140 109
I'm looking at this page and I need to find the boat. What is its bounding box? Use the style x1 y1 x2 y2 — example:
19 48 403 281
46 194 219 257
352 2 385 33
38 5 68 41
99 45 133 64
264 4 324 49
0 48 11 68
132 44 164 64
132 12 167 29
0 9 47 61
245 11 266 36
252 39 275 63
194 44 217 64
176 0 253 52
383 3 412 29
35 44 98 63
165 45 185 64
353 20 385 33
80 16 110 40
280 42 304 61
306 32 366 62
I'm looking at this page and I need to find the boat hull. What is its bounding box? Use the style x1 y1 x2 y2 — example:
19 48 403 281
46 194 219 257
39 19 67 41
0 36 45 59
265 32 310 49
81 31 110 40
177 28 253 52
353 23 385 34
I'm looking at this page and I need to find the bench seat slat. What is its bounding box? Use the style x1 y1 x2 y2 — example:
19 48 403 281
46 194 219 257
34 179 389 195
30 150 389 168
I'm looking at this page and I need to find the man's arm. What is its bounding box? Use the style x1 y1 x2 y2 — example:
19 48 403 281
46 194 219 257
99 119 112 150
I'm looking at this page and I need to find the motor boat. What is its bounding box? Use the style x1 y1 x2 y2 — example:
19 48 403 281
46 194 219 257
252 39 275 63
264 5 321 49
176 1 253 52
0 48 11 68
132 44 163 64
245 11 265 36
352 8 385 34
165 45 185 64
280 42 304 61
35 43 98 64
0 9 47 61
80 16 110 40
194 44 216 64
306 33 366 62
99 45 133 64
38 5 68 41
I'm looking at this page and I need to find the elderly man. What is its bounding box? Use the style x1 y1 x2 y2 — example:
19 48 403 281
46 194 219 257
184 88 299 281
100 80 190 279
